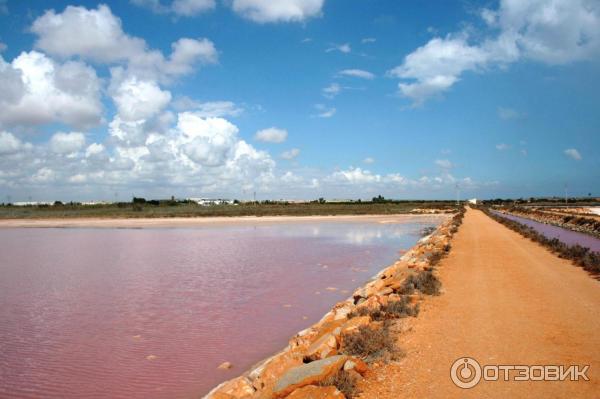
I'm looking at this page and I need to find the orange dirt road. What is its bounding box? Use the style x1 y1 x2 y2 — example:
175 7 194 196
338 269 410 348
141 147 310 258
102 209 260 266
359 208 600 398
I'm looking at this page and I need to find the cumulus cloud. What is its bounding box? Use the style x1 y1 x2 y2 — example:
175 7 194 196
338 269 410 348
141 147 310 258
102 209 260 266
389 0 600 105
280 148 300 160
496 143 510 150
363 157 375 164
1 111 277 198
85 143 106 158
0 131 30 155
111 76 172 122
0 51 102 129
564 148 582 160
231 0 324 23
50 132 86 155
178 113 240 166
339 69 375 79
331 167 381 184
361 38 376 44
131 0 216 16
388 36 489 106
31 4 217 81
254 127 288 143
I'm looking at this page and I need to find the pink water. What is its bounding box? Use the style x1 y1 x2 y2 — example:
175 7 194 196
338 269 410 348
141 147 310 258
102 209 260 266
0 219 441 398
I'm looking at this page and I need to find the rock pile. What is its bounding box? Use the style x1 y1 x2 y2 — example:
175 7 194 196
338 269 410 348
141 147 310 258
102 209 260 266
204 209 465 399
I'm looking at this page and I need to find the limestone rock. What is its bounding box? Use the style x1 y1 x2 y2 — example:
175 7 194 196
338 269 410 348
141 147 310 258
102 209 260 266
343 358 368 375
306 332 338 360
204 376 256 399
272 355 348 398
339 316 370 336
249 350 304 394
218 361 233 370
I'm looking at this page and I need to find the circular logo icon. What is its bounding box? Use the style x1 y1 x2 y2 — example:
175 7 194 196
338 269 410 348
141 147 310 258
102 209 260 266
450 357 482 389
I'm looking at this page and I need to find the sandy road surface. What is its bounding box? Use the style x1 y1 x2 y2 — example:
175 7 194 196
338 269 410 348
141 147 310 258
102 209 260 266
359 208 600 398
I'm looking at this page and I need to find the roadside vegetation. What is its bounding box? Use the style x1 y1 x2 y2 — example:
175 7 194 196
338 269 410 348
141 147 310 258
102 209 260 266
479 207 600 275
0 199 459 219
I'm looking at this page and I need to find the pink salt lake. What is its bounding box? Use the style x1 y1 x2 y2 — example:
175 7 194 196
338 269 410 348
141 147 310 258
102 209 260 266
0 217 443 398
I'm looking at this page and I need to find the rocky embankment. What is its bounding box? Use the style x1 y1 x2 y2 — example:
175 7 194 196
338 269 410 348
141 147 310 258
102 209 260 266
497 207 600 238
204 210 465 399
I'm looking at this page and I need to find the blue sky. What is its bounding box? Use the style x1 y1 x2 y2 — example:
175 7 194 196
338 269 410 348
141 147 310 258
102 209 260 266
0 0 599 201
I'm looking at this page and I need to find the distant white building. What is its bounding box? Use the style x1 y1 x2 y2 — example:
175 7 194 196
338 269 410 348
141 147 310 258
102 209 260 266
12 201 53 206
188 198 234 206
468 198 478 205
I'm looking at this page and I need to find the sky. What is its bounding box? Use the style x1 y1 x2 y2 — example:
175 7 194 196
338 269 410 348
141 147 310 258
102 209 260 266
0 0 599 202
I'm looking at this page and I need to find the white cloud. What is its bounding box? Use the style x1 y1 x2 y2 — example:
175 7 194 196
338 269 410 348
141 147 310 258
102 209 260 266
0 51 102 129
172 98 243 117
326 43 351 53
363 157 375 164
388 36 489 106
0 131 30 155
322 82 341 98
231 0 324 23
31 4 217 81
339 69 375 80
111 76 172 122
390 0 600 105
332 167 381 184
493 0 600 64
131 0 216 16
50 132 86 155
435 159 454 169
254 127 288 143
361 38 376 44
85 143 106 158
281 148 300 160
179 113 239 166
32 5 147 63
314 104 336 118
564 148 582 160
32 167 56 183
280 171 302 183
496 143 510 150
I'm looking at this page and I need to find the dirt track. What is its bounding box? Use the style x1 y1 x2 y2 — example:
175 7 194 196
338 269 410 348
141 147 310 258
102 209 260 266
359 208 600 398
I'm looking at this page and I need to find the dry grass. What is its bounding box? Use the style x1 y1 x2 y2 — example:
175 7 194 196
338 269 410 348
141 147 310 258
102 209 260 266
318 370 360 398
398 271 441 296
340 324 404 363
